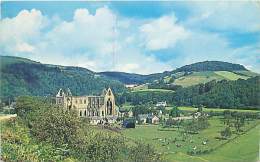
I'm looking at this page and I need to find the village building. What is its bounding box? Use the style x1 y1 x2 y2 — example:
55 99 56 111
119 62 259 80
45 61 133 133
147 115 160 124
156 101 167 107
55 88 118 124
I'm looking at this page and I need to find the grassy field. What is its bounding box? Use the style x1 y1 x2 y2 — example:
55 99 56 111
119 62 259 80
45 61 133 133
173 71 224 87
132 84 149 91
132 88 174 92
122 117 260 162
199 124 260 162
173 71 250 87
234 70 259 77
175 106 260 112
214 71 249 80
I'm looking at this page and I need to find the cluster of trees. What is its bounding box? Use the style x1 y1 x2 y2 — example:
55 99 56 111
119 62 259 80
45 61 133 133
169 106 181 117
148 82 182 91
183 115 210 134
219 110 259 139
116 91 175 106
173 76 259 109
117 76 259 110
0 56 126 102
1 96 161 161
222 111 246 132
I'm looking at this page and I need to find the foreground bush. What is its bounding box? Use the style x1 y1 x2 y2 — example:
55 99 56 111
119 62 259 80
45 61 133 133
1 118 63 161
2 96 163 162
31 107 81 147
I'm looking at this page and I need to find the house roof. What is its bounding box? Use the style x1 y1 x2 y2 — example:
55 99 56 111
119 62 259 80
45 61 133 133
147 114 159 119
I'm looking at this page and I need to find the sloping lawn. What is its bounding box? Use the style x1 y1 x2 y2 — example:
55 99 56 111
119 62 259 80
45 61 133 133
214 71 249 80
122 117 260 162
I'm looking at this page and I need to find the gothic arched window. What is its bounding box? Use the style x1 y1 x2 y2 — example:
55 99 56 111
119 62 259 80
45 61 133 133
107 98 113 115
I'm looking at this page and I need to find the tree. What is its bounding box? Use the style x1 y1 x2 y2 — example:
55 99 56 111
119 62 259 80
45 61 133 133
169 106 180 117
128 142 161 162
84 133 125 162
132 103 152 117
220 127 232 139
197 105 203 112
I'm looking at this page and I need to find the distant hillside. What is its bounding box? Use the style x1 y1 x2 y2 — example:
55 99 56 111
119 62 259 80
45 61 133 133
174 61 247 72
1 56 258 102
149 61 258 88
0 56 126 102
100 61 255 87
98 72 148 84
99 71 165 84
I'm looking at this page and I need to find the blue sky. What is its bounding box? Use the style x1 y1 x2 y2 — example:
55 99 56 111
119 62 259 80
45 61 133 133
1 1 260 74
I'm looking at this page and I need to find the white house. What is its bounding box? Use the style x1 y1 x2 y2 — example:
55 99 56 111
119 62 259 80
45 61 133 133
156 101 167 107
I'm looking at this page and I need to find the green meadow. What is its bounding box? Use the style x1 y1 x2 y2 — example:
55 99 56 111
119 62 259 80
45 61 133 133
173 71 251 87
214 71 249 80
176 106 260 113
122 117 260 162
132 88 174 92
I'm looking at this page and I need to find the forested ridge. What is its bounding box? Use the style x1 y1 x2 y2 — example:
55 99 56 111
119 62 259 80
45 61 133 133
174 61 247 72
117 76 260 109
0 56 126 102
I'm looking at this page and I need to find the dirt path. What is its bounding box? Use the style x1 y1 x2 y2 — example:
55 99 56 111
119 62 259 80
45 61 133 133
0 114 17 121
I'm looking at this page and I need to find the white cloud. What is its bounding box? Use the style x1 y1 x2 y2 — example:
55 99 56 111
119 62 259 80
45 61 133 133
1 5 259 74
0 9 47 57
15 42 35 53
140 14 189 50
0 7 172 74
184 2 260 32
0 9 46 44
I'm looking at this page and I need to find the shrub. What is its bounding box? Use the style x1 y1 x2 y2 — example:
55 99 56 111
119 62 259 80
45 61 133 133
128 142 162 162
31 107 81 147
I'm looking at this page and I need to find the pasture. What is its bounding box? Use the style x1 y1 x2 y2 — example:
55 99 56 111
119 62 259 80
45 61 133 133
214 71 249 80
176 106 260 112
122 117 260 162
173 71 250 87
132 88 174 92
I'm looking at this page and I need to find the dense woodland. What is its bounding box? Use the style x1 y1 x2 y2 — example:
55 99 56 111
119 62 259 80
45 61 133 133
174 61 247 72
173 76 259 109
0 56 126 102
117 76 260 109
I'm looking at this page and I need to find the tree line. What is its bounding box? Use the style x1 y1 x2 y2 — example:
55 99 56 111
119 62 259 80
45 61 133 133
117 76 259 110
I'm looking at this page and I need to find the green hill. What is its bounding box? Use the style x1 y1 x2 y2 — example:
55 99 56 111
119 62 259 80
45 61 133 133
174 60 247 72
98 71 149 84
154 61 258 88
100 61 258 88
172 71 253 87
0 56 126 102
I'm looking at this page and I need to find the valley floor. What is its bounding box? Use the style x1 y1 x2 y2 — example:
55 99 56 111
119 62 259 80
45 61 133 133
122 117 260 162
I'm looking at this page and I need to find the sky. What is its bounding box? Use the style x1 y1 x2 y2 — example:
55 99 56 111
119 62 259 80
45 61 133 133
1 1 260 74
